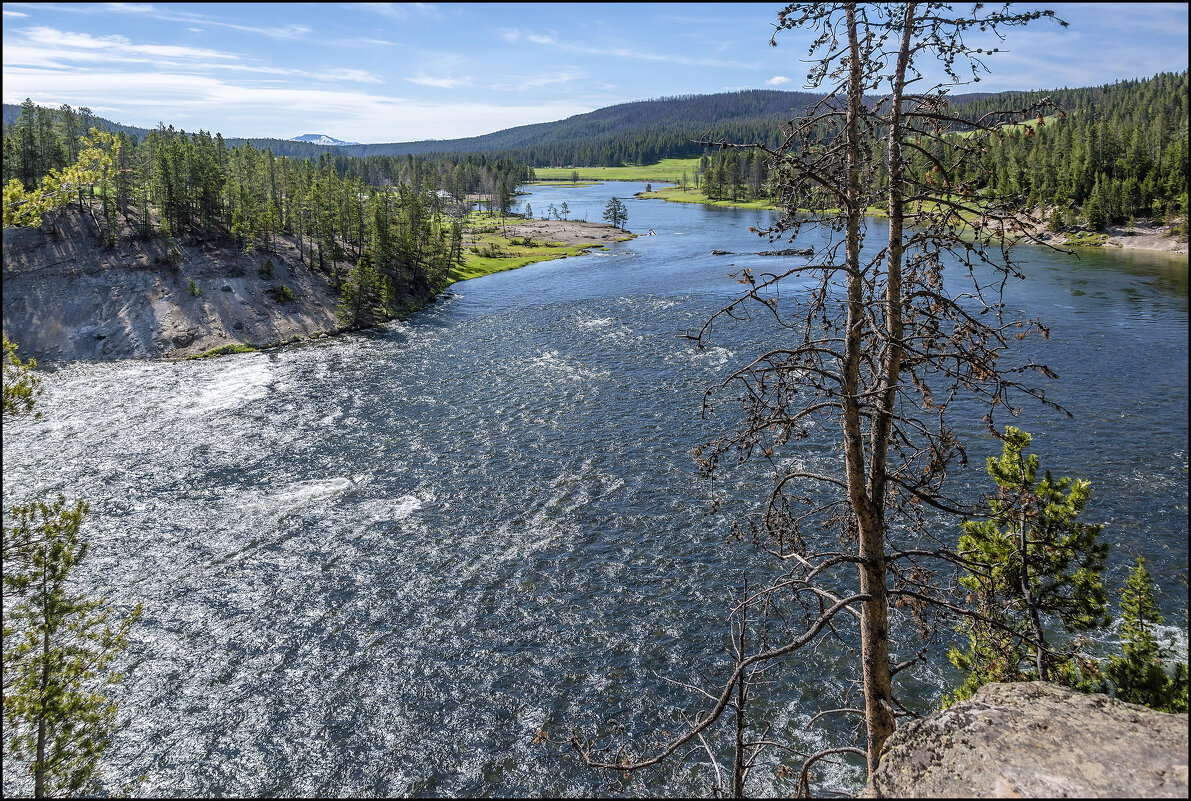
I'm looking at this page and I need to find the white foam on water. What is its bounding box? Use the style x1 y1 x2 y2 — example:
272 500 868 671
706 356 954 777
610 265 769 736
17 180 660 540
353 494 425 526
236 477 359 528
180 357 274 416
527 349 609 382
576 315 613 330
695 345 734 366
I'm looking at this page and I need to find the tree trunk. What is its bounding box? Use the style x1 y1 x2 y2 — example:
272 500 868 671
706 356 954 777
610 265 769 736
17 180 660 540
840 5 895 777
732 614 748 798
35 563 50 798
1019 505 1049 680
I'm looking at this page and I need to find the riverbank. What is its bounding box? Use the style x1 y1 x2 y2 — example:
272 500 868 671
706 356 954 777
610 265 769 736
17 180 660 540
2 209 353 362
635 186 1189 256
1055 220 1188 255
636 185 776 210
533 158 699 183
1 209 632 363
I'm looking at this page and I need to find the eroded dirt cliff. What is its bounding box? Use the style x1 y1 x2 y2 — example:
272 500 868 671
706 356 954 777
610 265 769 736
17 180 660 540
2 209 422 362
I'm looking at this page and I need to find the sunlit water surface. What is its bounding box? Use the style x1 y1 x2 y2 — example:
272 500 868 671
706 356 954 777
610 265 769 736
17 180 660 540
3 183 1186 797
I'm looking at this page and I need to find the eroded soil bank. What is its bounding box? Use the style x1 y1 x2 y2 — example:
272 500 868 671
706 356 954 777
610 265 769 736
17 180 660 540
3 210 365 362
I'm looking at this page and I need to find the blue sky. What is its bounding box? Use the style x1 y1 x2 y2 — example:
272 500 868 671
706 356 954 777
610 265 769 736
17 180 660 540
2 3 1188 143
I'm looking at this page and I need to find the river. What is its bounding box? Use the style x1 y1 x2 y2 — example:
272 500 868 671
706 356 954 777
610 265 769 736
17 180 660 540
2 182 1187 796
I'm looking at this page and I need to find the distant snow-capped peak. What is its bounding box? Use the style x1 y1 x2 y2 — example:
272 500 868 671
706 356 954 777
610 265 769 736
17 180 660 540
290 134 359 146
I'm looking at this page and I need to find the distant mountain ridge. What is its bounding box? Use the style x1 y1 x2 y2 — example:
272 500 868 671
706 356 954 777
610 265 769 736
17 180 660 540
4 75 1184 167
291 133 359 146
3 90 820 162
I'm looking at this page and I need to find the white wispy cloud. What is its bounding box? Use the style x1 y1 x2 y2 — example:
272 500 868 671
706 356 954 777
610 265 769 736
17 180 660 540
40 3 310 38
355 3 441 21
489 71 587 92
404 75 472 89
765 76 791 86
499 27 755 70
101 4 155 15
4 26 383 85
3 9 30 17
20 25 238 61
323 68 384 84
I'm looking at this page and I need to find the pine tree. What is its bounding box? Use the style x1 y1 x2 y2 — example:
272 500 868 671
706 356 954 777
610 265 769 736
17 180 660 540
337 251 391 328
1083 174 1107 228
947 427 1110 705
2 498 142 797
1102 558 1189 712
2 333 41 417
602 196 628 229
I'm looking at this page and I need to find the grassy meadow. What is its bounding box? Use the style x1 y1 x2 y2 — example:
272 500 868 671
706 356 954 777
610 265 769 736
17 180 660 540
449 211 608 283
636 185 777 210
532 158 701 183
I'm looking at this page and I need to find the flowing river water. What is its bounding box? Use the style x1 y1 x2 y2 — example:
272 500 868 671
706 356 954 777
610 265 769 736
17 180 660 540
3 182 1187 796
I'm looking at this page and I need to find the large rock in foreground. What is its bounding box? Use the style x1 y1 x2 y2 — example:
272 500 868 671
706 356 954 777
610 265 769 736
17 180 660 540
865 682 1189 798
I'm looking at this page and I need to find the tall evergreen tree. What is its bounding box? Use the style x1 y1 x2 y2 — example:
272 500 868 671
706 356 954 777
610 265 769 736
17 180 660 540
3 498 142 797
3 339 141 798
1102 558 1189 713
947 427 1109 704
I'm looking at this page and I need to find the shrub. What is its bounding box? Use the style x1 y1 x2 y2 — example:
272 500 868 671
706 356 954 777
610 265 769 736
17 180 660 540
188 279 201 296
186 344 257 360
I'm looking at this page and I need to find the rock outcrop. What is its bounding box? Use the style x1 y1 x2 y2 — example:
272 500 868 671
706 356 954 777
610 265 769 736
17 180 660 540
864 682 1189 798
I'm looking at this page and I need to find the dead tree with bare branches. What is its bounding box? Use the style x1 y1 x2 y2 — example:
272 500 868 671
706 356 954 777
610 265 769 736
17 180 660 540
570 3 1072 796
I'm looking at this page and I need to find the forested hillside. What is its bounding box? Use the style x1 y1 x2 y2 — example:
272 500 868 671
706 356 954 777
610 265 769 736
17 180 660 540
3 89 817 163
2 102 533 330
959 72 1188 227
689 72 1188 231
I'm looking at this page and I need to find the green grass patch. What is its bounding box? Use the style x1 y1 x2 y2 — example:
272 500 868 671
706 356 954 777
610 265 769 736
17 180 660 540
951 115 1061 139
525 180 602 188
450 219 607 283
637 186 777 210
533 158 701 183
1061 231 1111 248
186 343 258 360
451 240 601 283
